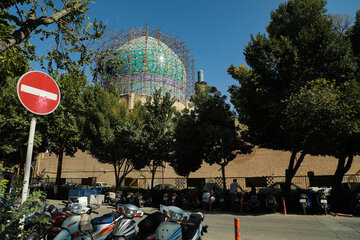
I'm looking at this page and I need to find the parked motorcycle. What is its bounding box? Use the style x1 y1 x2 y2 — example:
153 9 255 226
299 193 312 214
265 194 278 213
351 192 360 216
113 203 144 239
53 202 119 240
232 192 242 211
315 190 329 215
155 205 207 240
135 193 145 207
171 193 177 206
202 192 215 211
127 192 135 204
244 192 260 212
163 192 171 206
26 204 62 240
135 211 166 240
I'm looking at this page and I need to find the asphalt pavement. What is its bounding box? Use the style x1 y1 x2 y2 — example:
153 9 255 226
47 199 360 240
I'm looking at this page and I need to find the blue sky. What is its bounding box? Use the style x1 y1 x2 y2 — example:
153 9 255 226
33 0 360 100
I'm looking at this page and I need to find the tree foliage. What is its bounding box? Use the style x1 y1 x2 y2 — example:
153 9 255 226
80 84 147 188
228 0 356 192
285 78 360 210
172 85 252 189
135 89 178 189
0 75 46 171
1 167 47 239
195 85 252 189
0 0 106 76
171 108 203 177
40 70 87 187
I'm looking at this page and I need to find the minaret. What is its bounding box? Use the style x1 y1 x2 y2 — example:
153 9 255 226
195 69 207 95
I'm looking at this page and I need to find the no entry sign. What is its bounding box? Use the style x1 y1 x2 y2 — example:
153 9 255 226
17 71 60 115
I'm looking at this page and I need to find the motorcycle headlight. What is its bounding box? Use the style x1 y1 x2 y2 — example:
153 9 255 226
125 208 137 218
169 210 182 222
70 203 82 214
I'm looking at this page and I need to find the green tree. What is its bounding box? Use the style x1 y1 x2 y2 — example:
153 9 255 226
0 76 43 171
286 79 360 210
41 70 86 189
0 17 39 170
194 85 252 190
134 90 178 189
170 108 203 177
0 0 105 75
80 85 146 188
228 0 355 193
348 10 360 78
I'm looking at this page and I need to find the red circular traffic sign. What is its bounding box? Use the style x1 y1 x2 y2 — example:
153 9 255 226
17 71 61 115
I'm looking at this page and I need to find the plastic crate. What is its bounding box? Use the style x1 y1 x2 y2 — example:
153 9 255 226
68 189 83 200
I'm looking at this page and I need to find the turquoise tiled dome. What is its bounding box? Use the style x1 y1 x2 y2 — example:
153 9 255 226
111 36 187 101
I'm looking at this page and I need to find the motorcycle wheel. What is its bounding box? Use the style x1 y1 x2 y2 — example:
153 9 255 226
302 205 307 215
323 204 328 215
271 206 277 213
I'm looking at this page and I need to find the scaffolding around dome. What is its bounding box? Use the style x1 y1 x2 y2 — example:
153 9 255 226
98 25 195 104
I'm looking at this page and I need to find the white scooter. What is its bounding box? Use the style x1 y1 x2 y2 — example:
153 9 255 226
53 202 121 240
113 203 144 239
155 205 207 240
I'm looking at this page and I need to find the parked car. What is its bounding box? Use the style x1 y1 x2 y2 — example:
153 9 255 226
152 183 176 190
95 182 111 188
258 182 311 212
258 182 305 195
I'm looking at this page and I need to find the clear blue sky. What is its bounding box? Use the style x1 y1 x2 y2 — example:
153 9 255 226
34 0 360 99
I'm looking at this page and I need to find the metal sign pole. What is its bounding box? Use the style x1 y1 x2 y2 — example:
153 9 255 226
21 117 37 204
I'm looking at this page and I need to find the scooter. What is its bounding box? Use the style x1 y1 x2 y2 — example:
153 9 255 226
299 193 312 214
112 203 144 239
155 205 207 240
53 202 120 240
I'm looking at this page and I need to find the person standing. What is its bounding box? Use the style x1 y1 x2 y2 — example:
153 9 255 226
229 179 244 210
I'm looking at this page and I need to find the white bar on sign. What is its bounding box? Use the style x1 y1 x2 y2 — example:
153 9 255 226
21 84 57 101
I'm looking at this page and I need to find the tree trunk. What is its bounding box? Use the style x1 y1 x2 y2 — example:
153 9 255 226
284 151 306 196
151 165 157 190
331 155 353 212
55 149 64 186
55 148 64 199
221 164 227 190
333 155 353 191
113 163 120 188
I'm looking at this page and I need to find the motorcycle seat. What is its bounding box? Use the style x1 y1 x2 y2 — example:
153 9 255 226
91 213 114 225
138 212 166 235
181 213 203 240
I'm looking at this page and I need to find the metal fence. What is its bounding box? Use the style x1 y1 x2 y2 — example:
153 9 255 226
44 174 360 190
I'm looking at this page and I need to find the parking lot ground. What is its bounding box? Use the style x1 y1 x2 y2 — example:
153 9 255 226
47 200 360 240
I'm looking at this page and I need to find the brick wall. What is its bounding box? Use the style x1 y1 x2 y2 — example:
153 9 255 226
36 147 360 187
